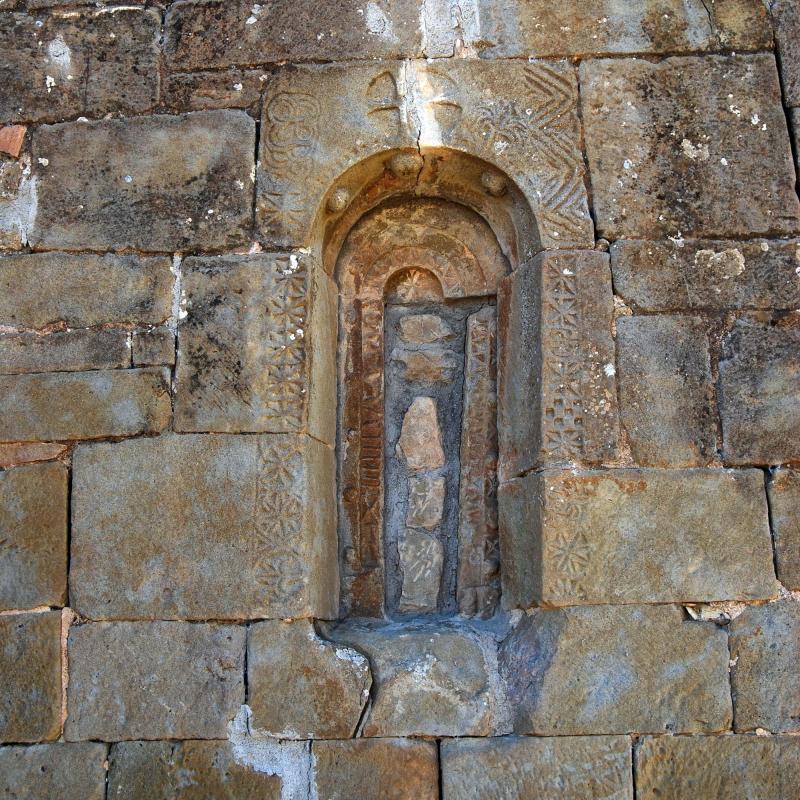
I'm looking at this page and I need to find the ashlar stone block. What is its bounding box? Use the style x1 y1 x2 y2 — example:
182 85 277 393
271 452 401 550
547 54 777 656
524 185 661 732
312 739 438 800
0 8 160 123
718 318 800 464
476 0 771 58
499 468 777 609
247 619 370 739
30 111 254 252
0 743 106 800
70 433 336 620
0 252 173 330
772 0 800 107
65 621 245 741
326 619 503 737
162 69 267 114
500 604 732 735
0 462 67 610
498 250 618 480
131 327 175 368
442 735 633 800
617 315 716 466
636 735 800 799
0 367 171 442
610 239 800 312
729 598 800 733
768 469 800 589
0 329 130 374
108 740 281 800
176 254 335 443
0 612 62 743
581 55 800 239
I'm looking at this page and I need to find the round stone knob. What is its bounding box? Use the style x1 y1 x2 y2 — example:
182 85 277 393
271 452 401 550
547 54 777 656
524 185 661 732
480 170 507 197
327 187 350 213
388 152 423 178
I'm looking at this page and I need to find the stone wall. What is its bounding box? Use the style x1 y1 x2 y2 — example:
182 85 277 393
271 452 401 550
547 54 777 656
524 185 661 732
1 1 799 798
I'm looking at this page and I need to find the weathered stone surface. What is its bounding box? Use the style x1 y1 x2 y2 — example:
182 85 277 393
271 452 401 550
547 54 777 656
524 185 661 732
617 315 715 466
499 468 776 608
400 313 454 344
257 61 592 250
729 598 800 733
326 619 502 737
390 345 459 382
71 433 336 620
398 529 443 613
406 475 445 529
636 735 800 799
0 743 106 800
247 619 370 739
0 612 61 742
718 318 800 464
31 111 254 251
0 9 160 123
0 443 66 469
108 740 281 799
500 604 732 735
165 0 422 69
769 469 800 589
0 252 172 329
163 70 266 113
312 739 438 800
772 0 800 106
176 254 335 443
0 329 130 374
581 55 800 239
611 239 800 311
477 0 771 58
498 251 618 480
442 735 633 800
0 462 66 610
0 367 171 442
0 157 32 251
396 397 445 471
66 621 244 741
131 327 174 367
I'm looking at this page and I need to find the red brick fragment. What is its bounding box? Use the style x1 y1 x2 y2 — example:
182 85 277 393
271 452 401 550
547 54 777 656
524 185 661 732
0 125 26 158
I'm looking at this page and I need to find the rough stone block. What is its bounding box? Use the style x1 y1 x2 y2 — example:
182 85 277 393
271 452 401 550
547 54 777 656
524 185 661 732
581 55 800 239
0 367 171 442
312 739 438 800
30 111 255 252
0 743 106 800
0 462 67 610
498 468 776 609
162 70 266 113
257 60 592 250
617 315 715 466
769 469 800 589
326 619 503 737
0 329 130 374
610 239 800 311
176 254 335 443
441 735 633 800
0 9 160 123
0 252 173 330
729 599 800 733
718 318 800 464
108 740 280 799
71 433 336 620
498 250 618 479
65 621 245 741
247 619 370 739
0 612 61 742
772 0 800 107
131 327 174 368
165 0 422 68
500 604 732 735
477 0 771 58
636 735 800 799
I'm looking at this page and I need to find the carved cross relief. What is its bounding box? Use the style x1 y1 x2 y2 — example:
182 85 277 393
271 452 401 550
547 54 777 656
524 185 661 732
336 198 509 619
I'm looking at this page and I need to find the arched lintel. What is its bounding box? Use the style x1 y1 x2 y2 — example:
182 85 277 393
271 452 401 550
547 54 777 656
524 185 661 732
311 146 542 277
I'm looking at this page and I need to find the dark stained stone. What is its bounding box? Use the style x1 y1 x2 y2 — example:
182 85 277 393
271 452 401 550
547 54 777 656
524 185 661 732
0 612 62 743
0 462 67 610
162 70 267 113
772 0 800 106
131 327 175 368
768 469 800 589
0 329 130 374
65 621 245 741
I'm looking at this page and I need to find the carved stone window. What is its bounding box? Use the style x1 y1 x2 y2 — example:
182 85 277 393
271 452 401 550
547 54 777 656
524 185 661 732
335 198 509 618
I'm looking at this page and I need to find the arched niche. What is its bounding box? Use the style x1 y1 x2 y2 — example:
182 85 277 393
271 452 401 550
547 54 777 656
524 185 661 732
332 193 520 619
